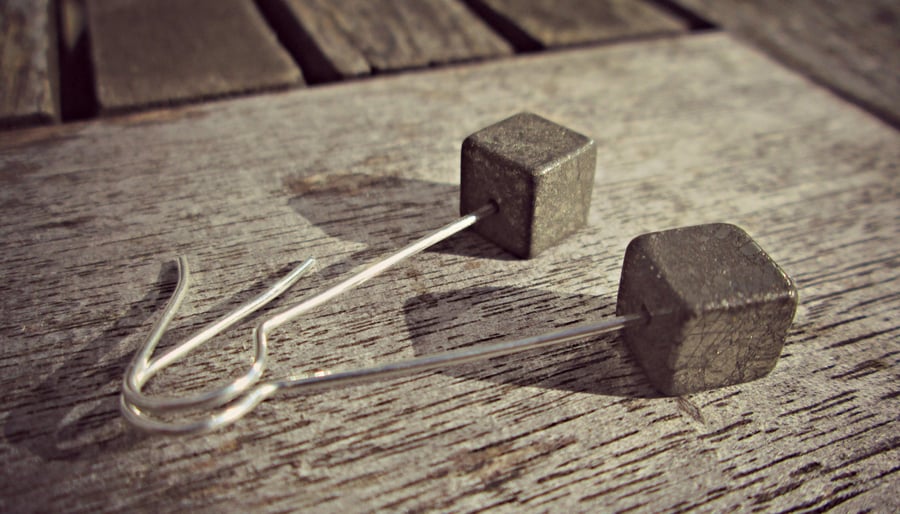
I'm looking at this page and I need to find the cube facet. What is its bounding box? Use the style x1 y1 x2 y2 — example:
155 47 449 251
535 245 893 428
615 223 798 395
460 112 596 258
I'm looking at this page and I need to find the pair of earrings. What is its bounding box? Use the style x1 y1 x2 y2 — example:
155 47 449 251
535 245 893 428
122 112 798 435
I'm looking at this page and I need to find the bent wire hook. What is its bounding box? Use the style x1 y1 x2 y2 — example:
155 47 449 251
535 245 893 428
121 202 637 435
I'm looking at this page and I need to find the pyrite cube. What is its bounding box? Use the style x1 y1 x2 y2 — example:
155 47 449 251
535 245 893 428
460 112 596 258
615 223 798 395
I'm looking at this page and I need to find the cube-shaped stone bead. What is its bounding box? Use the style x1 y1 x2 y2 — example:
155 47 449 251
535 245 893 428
460 112 596 258
615 223 798 395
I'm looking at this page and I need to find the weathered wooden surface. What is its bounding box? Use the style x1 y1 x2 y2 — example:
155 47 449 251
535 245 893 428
1 33 898 512
672 0 900 128
0 0 59 128
85 0 303 113
466 0 687 50
259 0 512 82
258 0 370 83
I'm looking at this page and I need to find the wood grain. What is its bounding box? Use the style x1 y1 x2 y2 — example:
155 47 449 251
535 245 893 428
671 0 900 128
1 33 898 512
0 0 59 128
466 0 687 50
257 0 370 83
258 0 513 81
84 0 303 114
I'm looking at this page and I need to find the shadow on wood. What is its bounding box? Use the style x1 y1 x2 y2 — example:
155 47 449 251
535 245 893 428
404 287 660 398
0 264 181 461
1 259 319 461
287 173 516 261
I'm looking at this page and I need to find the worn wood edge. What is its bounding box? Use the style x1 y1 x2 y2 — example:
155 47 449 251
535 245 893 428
0 0 60 129
464 0 688 50
267 0 513 75
84 0 304 115
257 0 371 83
670 0 900 129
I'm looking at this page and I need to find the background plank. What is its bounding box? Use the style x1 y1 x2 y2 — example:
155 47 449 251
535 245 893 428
0 0 59 128
671 0 900 128
85 0 303 114
1 33 898 512
258 0 513 82
258 0 370 83
465 0 688 50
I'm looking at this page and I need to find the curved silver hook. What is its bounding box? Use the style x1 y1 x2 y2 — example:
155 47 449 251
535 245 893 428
121 257 316 412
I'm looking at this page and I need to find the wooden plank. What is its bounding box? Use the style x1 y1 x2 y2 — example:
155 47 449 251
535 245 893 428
671 0 900 128
258 0 513 81
257 0 370 83
0 0 59 128
465 0 688 50
85 0 303 114
1 33 898 512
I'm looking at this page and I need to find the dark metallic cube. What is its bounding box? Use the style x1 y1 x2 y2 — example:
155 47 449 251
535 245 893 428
460 112 596 258
615 223 798 395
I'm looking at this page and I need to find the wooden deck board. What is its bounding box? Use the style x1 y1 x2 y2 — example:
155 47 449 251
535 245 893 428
0 33 898 512
465 0 687 49
672 0 900 128
85 0 303 113
259 0 513 81
0 0 59 128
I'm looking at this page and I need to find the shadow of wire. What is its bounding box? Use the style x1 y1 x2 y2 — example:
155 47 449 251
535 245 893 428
3 256 345 460
404 286 659 398
287 172 514 262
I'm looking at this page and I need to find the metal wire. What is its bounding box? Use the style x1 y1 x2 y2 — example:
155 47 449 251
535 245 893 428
120 202 637 434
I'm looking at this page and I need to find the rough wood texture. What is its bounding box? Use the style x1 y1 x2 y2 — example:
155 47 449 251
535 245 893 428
85 0 303 113
259 0 512 81
672 0 900 128
466 0 687 49
0 0 59 128
1 33 898 512
258 0 369 83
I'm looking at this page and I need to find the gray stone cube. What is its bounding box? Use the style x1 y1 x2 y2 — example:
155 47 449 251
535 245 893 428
615 223 798 395
460 112 596 258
